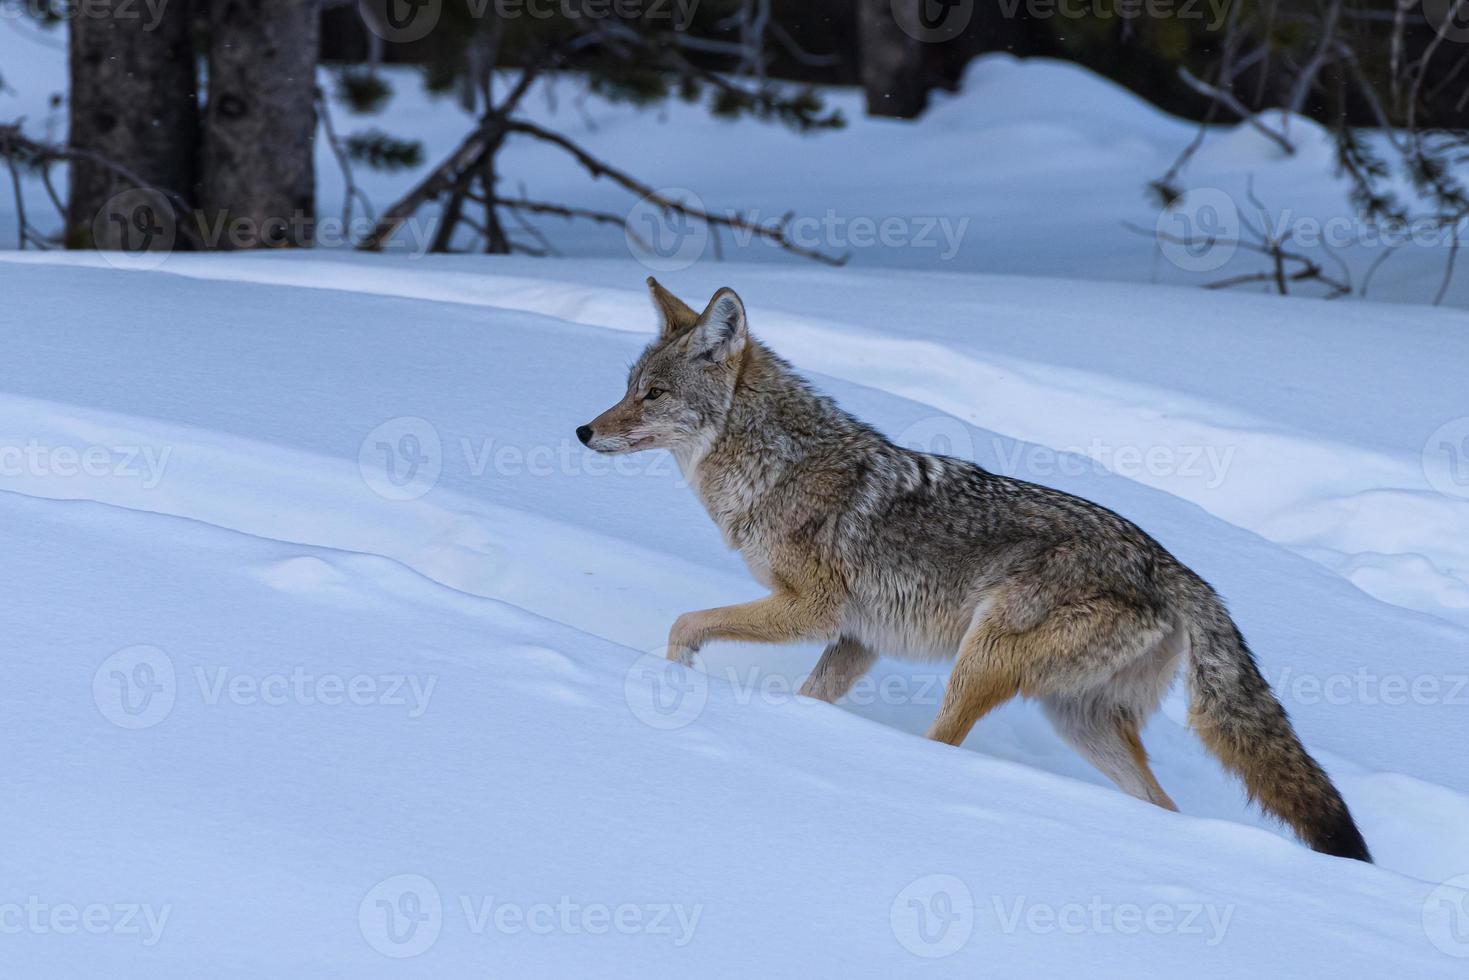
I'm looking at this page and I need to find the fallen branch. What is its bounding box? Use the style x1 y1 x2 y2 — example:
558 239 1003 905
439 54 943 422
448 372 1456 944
0 121 203 249
506 120 848 265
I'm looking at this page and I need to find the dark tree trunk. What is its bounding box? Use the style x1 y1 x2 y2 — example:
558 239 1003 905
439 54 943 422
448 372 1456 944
66 0 198 249
200 0 320 249
857 0 931 119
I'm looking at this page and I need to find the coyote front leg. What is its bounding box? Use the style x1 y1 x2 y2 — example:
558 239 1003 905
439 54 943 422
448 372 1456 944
666 590 839 665
799 637 878 703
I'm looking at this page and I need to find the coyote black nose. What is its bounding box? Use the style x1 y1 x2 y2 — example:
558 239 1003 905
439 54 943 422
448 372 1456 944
576 425 593 446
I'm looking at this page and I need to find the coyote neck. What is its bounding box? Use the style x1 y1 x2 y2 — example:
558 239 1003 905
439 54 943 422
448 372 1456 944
682 342 866 547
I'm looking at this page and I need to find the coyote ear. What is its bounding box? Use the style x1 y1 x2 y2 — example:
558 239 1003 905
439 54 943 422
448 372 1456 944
647 276 698 339
687 287 747 364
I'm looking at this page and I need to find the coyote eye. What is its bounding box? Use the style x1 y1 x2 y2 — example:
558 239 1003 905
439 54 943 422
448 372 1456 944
644 387 665 401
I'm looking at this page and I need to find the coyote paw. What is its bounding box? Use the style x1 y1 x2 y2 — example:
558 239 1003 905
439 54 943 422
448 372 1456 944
666 614 702 665
665 645 698 667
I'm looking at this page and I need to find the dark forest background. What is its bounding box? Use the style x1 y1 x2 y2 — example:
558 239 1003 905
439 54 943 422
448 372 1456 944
4 0 1469 257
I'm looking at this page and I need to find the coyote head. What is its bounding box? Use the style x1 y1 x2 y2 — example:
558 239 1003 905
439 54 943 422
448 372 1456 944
578 278 748 456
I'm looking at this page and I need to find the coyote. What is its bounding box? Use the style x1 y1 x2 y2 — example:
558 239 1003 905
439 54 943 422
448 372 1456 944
577 278 1371 862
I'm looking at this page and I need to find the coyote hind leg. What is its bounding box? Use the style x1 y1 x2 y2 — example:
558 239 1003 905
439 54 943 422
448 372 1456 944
925 621 1022 746
799 636 878 703
926 597 1170 749
1042 696 1178 811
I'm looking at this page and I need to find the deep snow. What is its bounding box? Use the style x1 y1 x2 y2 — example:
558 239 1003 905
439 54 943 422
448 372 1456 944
2 16 1469 979
0 254 1466 977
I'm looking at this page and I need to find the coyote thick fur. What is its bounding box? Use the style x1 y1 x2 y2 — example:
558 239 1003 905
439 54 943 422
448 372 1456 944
577 279 1371 862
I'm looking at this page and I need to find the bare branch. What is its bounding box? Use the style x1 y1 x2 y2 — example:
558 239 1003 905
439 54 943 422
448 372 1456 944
506 119 848 265
1177 67 1295 156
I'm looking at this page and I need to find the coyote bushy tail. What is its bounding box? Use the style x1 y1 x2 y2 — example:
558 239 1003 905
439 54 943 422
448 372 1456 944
1184 595 1372 862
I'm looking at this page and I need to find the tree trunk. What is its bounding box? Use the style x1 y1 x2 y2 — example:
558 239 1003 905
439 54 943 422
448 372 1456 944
66 0 198 249
200 0 321 249
857 0 932 118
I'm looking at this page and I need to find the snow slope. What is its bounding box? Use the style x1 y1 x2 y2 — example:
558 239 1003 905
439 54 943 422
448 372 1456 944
3 17 1469 978
0 253 1466 977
